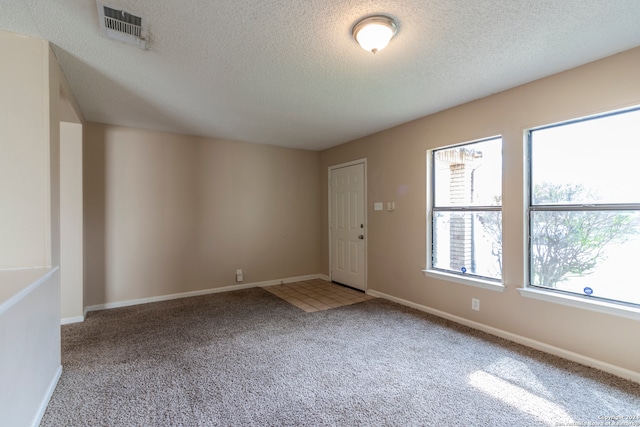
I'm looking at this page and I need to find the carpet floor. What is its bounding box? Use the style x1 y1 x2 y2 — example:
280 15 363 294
41 287 640 426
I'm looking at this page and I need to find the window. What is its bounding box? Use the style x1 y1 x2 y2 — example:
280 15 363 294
528 107 640 307
430 137 503 282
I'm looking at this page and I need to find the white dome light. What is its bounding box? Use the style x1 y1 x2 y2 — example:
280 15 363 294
352 15 398 54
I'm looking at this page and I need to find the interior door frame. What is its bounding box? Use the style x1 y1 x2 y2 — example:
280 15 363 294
328 158 367 291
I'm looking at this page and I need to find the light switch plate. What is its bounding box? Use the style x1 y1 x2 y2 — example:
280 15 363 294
387 201 396 211
374 202 383 211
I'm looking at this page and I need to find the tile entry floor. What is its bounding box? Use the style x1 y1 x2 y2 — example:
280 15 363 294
264 279 375 312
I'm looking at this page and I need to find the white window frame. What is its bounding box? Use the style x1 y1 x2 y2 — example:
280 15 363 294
424 136 505 292
519 106 640 321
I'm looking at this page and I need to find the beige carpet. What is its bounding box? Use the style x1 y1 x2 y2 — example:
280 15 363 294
41 288 640 426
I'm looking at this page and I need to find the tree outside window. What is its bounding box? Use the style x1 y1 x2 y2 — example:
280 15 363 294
526 108 640 306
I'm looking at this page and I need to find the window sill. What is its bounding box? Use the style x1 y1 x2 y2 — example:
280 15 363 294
518 287 640 321
422 269 505 292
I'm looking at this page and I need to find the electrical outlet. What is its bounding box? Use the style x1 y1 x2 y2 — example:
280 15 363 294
236 269 243 282
472 298 480 311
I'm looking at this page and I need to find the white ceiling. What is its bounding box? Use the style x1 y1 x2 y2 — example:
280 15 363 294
2 1 640 150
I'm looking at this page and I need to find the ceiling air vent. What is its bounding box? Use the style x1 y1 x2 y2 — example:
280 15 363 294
96 1 147 49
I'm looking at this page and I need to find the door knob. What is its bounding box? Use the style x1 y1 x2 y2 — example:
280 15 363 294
359 235 364 239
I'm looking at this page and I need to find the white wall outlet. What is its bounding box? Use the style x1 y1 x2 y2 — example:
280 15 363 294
472 298 480 311
236 269 243 282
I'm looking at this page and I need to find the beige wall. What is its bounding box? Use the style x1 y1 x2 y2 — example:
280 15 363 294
320 47 640 374
60 122 83 320
47 41 62 269
0 30 50 268
84 124 321 306
0 29 81 271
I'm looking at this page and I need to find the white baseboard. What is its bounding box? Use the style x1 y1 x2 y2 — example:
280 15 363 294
366 289 640 384
31 365 62 427
83 274 328 314
318 274 330 281
61 315 84 325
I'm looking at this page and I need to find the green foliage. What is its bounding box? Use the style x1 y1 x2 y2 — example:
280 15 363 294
530 183 635 287
479 183 637 288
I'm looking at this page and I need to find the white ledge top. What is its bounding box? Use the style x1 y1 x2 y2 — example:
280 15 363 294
518 287 640 322
0 267 58 315
422 269 505 292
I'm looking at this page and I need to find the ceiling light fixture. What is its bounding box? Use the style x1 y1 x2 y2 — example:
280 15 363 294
352 15 398 54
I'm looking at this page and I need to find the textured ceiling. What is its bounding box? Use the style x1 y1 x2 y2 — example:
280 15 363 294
2 1 640 150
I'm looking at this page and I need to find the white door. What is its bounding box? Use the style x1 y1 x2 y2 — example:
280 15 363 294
330 162 366 290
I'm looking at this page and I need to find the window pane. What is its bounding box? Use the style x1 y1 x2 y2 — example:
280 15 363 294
434 138 502 207
531 109 640 205
432 211 502 280
530 210 640 305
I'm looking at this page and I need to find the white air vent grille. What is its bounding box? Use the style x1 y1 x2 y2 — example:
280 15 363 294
97 1 147 49
103 7 142 38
